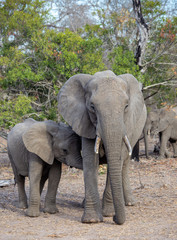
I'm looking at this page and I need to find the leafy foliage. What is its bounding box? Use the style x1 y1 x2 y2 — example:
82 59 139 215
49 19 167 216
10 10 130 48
0 94 42 128
0 0 177 129
108 46 140 80
0 0 106 129
141 0 166 19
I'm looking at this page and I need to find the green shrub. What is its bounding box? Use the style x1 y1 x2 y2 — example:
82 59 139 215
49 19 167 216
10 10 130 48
0 94 44 129
109 46 142 81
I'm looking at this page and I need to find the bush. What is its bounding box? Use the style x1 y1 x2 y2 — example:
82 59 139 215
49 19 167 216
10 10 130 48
109 46 142 81
0 94 44 129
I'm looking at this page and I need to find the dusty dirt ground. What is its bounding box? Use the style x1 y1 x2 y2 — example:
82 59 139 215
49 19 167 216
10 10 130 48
0 137 177 240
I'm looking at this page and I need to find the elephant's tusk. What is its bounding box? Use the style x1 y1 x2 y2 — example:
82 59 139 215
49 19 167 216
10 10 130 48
147 130 150 135
94 136 101 154
123 135 132 156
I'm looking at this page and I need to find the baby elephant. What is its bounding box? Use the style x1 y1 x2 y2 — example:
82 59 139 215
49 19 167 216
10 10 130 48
7 118 82 217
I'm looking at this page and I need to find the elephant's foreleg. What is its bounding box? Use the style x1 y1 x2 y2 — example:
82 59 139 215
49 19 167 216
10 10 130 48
44 160 62 214
27 155 43 217
102 168 114 217
17 175 28 209
81 138 103 223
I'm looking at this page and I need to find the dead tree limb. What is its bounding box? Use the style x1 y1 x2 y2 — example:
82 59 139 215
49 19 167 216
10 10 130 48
132 0 149 67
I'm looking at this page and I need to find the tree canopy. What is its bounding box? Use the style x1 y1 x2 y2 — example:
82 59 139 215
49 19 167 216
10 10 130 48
0 0 176 129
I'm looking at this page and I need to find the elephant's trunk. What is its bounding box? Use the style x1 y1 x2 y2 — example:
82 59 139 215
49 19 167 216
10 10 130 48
71 153 83 170
100 116 127 225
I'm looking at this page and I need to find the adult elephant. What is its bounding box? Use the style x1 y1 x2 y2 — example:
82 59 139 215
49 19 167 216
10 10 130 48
58 70 147 225
146 107 177 159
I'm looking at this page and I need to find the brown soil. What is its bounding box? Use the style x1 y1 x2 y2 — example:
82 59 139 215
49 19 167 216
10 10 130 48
0 138 177 240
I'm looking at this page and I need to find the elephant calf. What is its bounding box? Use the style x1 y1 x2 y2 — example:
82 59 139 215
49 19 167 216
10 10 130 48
7 118 82 217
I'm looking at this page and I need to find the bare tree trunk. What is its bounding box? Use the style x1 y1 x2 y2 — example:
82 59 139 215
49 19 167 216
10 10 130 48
131 0 149 161
132 0 149 67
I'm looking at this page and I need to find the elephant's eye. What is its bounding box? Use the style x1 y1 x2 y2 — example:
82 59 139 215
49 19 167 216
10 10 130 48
125 104 128 111
90 103 95 113
62 149 68 155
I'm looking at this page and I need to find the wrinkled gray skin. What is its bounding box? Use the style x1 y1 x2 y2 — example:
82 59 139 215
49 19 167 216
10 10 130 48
145 107 177 159
7 118 82 217
58 70 147 225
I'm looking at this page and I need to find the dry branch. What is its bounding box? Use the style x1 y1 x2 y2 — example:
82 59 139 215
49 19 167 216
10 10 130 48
143 80 177 90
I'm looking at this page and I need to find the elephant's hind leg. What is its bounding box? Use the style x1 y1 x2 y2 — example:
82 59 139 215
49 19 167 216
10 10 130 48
17 175 28 209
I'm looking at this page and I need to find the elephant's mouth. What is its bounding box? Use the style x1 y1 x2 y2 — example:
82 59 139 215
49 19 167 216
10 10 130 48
94 135 132 156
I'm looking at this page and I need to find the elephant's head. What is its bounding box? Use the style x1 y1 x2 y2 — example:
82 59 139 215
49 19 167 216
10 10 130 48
157 107 177 133
22 120 82 169
148 107 176 136
58 70 146 224
145 110 160 137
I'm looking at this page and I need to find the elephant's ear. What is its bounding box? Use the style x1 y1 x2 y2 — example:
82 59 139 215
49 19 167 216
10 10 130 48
22 121 58 165
158 108 176 132
119 74 147 143
58 74 96 138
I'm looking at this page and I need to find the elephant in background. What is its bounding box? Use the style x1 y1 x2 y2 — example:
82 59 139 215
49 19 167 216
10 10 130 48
58 70 147 225
144 107 177 159
7 118 82 217
143 109 160 159
131 109 161 161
